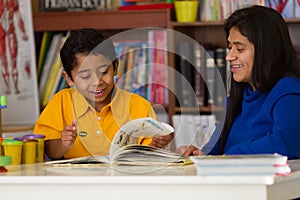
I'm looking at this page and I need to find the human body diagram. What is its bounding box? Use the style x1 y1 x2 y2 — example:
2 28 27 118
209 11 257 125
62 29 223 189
0 0 28 95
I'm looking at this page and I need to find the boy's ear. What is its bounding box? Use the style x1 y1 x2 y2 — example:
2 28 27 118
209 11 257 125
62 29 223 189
113 59 119 76
62 70 74 87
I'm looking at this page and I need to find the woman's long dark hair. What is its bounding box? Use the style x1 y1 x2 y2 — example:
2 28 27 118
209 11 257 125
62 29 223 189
218 5 300 154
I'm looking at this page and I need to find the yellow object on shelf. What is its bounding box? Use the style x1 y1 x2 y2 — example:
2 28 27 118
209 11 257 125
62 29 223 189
174 1 198 22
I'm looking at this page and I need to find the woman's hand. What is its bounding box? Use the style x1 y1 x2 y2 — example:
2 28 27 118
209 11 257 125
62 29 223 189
151 133 174 148
176 145 204 156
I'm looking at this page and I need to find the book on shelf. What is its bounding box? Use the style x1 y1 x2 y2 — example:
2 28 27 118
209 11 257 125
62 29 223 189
133 45 147 98
147 29 168 105
44 117 191 166
194 43 206 107
118 2 173 10
153 30 168 105
176 42 196 107
43 64 64 106
200 0 267 21
40 34 67 106
38 33 64 101
37 32 54 82
123 46 135 91
190 153 291 176
114 40 148 97
214 48 227 107
39 0 112 12
205 49 216 107
116 45 129 89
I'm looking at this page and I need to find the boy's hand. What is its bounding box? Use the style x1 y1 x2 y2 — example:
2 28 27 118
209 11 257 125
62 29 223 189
61 120 77 147
151 132 174 148
176 145 204 156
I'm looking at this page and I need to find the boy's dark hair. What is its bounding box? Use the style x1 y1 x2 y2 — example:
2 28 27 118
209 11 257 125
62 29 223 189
218 5 300 154
60 28 117 80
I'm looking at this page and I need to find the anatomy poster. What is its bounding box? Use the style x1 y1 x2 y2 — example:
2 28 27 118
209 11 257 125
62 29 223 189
0 0 39 126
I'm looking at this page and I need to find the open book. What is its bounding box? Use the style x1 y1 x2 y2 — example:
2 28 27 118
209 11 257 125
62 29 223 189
44 117 192 166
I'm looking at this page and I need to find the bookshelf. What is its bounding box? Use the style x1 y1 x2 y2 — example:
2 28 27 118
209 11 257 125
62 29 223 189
32 9 300 124
167 21 228 120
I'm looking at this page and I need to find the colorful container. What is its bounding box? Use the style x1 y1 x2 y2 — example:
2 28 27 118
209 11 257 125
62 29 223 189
174 1 199 22
2 139 24 165
21 139 37 164
23 134 45 162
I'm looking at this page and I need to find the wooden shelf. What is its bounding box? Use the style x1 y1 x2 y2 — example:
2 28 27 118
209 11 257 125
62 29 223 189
33 9 171 31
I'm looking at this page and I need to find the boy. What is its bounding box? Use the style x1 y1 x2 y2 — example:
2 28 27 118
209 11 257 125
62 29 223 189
34 28 173 160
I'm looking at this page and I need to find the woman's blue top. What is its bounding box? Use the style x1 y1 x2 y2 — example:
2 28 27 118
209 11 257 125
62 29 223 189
204 77 300 159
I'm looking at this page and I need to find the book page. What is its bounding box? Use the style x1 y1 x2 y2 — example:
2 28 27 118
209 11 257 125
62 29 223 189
44 156 110 166
111 144 192 166
109 117 174 157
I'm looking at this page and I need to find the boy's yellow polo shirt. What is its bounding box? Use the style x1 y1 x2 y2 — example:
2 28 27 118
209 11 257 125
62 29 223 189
33 86 156 159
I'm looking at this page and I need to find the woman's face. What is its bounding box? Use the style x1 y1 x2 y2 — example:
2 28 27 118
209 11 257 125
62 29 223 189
226 27 255 89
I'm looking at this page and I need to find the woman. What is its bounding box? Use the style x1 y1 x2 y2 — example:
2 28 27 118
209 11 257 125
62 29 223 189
180 5 300 159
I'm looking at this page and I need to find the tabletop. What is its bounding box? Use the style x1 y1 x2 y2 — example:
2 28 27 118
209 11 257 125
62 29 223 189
1 161 300 200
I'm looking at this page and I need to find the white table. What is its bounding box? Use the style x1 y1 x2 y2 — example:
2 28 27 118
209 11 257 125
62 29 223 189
1 162 300 200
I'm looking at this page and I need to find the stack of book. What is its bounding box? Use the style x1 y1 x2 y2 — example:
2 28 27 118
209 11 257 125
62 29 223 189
118 0 173 10
190 153 291 176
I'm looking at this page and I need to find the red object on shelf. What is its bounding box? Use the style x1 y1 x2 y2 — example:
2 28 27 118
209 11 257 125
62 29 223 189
118 3 174 10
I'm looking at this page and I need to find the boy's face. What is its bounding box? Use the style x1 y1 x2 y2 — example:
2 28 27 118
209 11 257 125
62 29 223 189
65 54 117 110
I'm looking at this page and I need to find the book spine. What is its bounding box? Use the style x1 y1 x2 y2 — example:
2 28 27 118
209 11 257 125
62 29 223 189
176 42 196 107
39 0 111 12
147 30 154 103
205 50 215 107
214 48 227 107
154 30 168 105
194 43 205 107
38 33 63 100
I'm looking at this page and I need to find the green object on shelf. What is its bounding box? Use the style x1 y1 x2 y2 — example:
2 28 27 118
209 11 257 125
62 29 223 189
0 156 12 166
0 95 7 108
